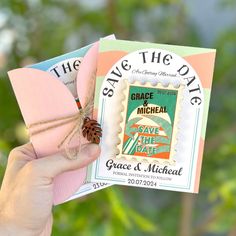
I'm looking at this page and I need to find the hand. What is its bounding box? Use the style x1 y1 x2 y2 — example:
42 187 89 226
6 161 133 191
0 143 100 236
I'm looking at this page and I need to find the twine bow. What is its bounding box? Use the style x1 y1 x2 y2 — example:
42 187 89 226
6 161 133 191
27 100 94 160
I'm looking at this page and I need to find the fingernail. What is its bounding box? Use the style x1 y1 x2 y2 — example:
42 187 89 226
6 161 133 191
85 144 101 157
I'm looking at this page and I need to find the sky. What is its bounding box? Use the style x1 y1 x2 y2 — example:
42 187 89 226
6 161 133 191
184 0 236 45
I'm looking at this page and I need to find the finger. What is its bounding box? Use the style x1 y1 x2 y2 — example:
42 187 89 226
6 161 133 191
40 214 53 236
3 143 37 184
25 143 100 179
8 143 37 166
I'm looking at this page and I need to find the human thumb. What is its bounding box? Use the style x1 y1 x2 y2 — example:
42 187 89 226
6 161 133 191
24 144 101 179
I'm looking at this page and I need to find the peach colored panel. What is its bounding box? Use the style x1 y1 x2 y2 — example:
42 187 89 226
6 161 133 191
184 52 216 89
97 51 128 77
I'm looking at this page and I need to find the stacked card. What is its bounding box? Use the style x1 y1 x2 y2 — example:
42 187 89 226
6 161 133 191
8 36 216 204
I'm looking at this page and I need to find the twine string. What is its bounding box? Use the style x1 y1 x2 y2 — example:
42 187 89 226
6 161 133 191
27 98 94 160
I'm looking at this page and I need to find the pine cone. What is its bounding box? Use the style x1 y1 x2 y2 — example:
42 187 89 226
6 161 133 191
82 117 102 144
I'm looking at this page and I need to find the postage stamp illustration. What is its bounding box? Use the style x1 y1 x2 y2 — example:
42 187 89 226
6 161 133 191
117 80 183 164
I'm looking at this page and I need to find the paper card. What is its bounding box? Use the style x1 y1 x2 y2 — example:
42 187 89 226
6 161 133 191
8 37 114 205
28 43 112 203
89 39 216 193
116 79 183 165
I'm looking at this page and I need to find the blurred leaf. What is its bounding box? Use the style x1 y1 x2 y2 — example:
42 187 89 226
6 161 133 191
127 208 157 233
106 187 132 229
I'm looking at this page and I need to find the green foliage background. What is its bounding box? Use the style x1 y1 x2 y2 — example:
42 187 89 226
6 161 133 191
0 0 236 235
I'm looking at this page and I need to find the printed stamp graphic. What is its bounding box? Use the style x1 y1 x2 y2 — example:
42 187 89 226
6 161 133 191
117 80 183 164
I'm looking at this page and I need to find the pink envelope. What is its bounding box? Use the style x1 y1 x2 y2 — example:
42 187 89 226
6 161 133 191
8 67 90 205
7 34 115 204
76 42 99 109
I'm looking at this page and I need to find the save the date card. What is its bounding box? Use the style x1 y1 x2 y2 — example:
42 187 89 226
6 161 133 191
89 39 216 193
8 36 115 205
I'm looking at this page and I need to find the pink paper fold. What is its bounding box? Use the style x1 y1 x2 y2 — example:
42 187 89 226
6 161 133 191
8 68 87 205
